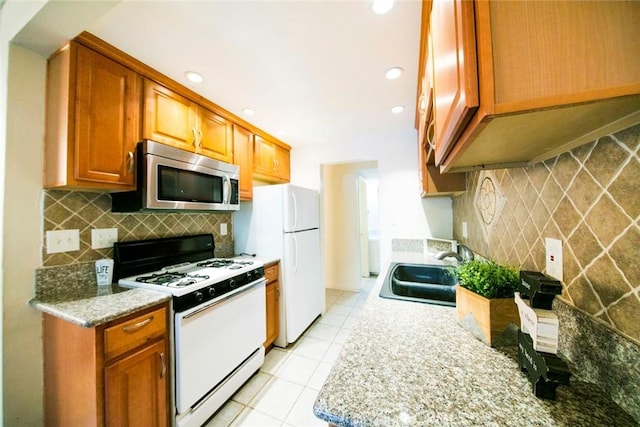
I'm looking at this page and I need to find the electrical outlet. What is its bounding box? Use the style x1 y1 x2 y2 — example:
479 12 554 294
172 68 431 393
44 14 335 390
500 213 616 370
545 238 563 281
91 228 118 249
46 229 80 254
220 223 228 236
462 222 468 238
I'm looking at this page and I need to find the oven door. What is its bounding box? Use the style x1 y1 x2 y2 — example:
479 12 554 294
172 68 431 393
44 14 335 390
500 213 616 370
174 279 266 414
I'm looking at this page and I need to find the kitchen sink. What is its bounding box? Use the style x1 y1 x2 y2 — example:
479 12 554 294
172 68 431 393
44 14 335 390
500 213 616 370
379 262 457 306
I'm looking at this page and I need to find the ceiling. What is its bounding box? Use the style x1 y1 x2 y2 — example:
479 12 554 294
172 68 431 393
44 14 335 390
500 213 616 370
14 0 422 150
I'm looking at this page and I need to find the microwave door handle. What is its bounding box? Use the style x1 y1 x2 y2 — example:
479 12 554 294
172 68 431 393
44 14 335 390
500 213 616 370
223 176 230 205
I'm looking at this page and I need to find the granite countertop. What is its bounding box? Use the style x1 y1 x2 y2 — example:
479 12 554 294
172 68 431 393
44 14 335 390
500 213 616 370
313 261 637 426
30 286 171 328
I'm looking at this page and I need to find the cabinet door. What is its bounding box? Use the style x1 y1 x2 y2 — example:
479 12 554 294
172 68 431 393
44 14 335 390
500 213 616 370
198 107 233 163
432 0 479 166
254 136 290 183
264 280 280 349
233 125 254 200
75 44 139 187
253 135 276 176
105 339 168 427
275 145 290 182
143 80 197 152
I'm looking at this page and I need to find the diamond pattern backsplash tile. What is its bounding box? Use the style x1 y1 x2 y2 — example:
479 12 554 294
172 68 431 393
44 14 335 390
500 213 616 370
453 123 640 344
43 190 234 266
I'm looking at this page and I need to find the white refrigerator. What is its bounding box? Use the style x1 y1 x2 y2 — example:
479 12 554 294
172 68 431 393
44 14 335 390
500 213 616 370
234 184 324 347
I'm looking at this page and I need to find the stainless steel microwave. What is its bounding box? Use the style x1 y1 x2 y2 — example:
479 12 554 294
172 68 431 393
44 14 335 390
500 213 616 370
111 140 240 212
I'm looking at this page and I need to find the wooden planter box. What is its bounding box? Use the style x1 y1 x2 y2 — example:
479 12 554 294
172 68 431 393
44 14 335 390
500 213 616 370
456 285 520 347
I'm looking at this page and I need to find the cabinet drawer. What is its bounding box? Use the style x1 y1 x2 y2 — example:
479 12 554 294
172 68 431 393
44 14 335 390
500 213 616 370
264 265 279 285
104 307 166 360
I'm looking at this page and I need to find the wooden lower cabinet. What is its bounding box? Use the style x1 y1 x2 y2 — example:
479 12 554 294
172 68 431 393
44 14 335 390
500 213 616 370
104 339 167 427
44 303 169 427
264 263 280 350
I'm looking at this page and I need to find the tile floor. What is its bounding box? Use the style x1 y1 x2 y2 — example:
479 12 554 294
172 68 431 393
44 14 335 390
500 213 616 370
204 277 376 427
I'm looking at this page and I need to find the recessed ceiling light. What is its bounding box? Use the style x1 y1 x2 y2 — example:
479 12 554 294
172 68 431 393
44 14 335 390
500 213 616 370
184 71 204 83
385 67 403 80
372 0 394 14
391 105 405 114
242 108 255 116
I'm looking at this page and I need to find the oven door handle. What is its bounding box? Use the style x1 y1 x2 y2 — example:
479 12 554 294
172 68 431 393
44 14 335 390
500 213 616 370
182 279 265 320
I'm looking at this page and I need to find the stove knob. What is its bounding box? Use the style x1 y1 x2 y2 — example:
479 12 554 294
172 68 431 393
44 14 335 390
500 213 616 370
229 278 236 289
194 291 203 302
246 271 253 281
208 286 216 297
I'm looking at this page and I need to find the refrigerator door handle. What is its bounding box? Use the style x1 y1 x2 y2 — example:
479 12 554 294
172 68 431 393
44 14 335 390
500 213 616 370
292 233 298 273
291 191 298 231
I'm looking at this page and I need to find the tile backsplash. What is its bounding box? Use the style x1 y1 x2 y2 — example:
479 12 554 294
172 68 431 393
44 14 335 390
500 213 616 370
43 190 234 266
453 123 640 421
453 123 639 344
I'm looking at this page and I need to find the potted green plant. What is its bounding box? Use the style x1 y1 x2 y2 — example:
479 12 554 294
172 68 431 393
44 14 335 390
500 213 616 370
451 259 521 347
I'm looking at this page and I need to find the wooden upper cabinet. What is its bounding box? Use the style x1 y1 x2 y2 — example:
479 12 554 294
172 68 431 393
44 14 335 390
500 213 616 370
431 0 640 173
198 108 233 163
143 79 198 152
143 79 233 163
45 41 140 190
416 0 466 197
253 136 290 183
431 0 479 167
233 125 254 200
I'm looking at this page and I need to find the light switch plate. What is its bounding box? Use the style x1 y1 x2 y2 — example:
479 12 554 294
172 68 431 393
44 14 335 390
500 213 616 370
220 223 228 236
545 238 563 281
462 222 468 238
46 229 80 254
91 228 118 249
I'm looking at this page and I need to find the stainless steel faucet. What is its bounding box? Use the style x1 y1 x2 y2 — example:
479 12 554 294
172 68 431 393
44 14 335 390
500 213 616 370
434 244 474 263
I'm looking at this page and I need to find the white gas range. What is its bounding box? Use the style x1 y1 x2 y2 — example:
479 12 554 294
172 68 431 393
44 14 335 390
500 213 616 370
114 234 266 427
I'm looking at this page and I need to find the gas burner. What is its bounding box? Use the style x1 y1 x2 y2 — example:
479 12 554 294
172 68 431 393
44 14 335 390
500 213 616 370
196 259 254 269
136 272 186 285
136 272 210 287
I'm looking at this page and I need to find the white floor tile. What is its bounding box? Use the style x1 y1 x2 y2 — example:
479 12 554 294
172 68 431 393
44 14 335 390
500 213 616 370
248 377 304 421
334 292 360 307
273 353 319 386
318 313 346 328
306 361 334 390
231 407 283 427
260 348 289 375
304 322 339 342
326 303 352 316
291 336 331 361
341 316 360 331
332 328 351 345
321 342 343 364
204 400 244 427
231 371 271 405
285 388 326 427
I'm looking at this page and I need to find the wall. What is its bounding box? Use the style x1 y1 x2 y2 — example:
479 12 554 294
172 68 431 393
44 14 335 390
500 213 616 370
3 42 46 427
322 161 376 290
452 123 639 343
42 191 234 266
291 128 454 271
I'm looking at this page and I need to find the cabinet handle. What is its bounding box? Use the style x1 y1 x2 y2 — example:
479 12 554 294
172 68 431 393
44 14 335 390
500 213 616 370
192 128 197 147
160 352 166 378
122 316 153 333
127 151 134 174
276 288 280 299
426 120 435 151
198 130 203 148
